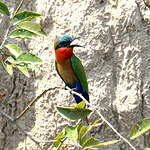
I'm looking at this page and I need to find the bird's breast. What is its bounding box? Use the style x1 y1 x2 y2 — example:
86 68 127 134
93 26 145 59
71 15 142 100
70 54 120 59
56 58 78 86
55 48 73 62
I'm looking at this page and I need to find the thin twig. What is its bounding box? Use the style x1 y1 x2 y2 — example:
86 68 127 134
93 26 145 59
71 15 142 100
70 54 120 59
0 108 15 122
13 0 25 15
95 110 136 150
15 86 63 120
1 85 136 150
65 87 136 150
57 137 67 150
16 85 136 149
0 0 25 50
0 22 11 50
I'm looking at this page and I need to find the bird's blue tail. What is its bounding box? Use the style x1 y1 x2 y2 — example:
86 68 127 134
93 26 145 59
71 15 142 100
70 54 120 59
73 82 89 104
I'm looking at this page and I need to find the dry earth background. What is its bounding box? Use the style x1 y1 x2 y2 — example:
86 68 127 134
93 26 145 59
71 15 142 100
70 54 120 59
0 0 150 149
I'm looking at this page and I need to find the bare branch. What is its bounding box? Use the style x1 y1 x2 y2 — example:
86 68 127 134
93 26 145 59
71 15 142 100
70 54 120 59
15 86 64 120
13 0 25 16
0 0 25 50
0 85 136 150
0 108 14 122
65 87 137 150
0 22 11 50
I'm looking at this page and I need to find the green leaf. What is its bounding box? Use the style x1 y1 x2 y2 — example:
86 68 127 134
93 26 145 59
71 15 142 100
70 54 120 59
145 148 150 150
26 63 38 70
83 137 100 149
9 29 37 39
0 1 10 16
15 52 42 64
12 11 41 25
65 126 78 142
77 122 87 145
82 120 100 140
130 118 150 139
81 120 100 146
52 139 63 150
55 129 65 140
1 61 13 75
74 100 86 109
52 129 65 150
78 126 87 144
5 44 23 59
18 21 47 36
56 106 92 120
83 138 119 150
16 65 30 78
6 56 16 64
77 122 83 133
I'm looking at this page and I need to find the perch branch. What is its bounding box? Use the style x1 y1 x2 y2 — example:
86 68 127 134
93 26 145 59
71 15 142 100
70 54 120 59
16 85 136 149
15 86 64 120
4 85 136 150
64 87 136 150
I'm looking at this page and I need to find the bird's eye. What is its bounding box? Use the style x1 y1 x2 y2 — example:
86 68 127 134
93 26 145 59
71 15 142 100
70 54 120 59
60 40 70 46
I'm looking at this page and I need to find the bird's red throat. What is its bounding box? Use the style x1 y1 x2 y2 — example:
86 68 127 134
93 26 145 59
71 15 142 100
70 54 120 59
55 48 74 62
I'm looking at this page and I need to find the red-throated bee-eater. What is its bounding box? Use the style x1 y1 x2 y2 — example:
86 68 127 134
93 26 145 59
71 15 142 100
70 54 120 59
54 35 89 104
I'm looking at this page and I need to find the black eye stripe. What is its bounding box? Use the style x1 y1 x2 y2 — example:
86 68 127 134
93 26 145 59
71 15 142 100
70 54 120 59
60 41 67 44
60 40 69 44
55 40 72 50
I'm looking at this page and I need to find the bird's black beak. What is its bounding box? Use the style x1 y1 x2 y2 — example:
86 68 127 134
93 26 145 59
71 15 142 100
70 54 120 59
70 37 84 48
69 44 85 48
72 37 81 42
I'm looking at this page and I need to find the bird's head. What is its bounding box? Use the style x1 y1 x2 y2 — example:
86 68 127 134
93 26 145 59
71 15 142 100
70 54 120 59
54 35 83 51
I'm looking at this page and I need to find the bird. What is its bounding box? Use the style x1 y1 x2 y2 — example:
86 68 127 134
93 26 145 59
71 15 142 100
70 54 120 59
54 35 89 104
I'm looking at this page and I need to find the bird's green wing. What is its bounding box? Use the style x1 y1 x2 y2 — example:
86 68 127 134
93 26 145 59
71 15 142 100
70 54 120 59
71 55 88 92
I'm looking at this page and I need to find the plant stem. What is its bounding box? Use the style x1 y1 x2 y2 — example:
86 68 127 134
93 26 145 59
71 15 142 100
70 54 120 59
0 21 11 50
13 0 25 15
0 0 25 50
65 87 137 150
8 85 136 150
15 86 63 120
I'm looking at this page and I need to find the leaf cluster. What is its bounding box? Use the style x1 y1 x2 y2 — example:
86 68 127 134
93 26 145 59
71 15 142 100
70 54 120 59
52 119 119 150
0 2 46 77
52 101 119 149
130 118 150 150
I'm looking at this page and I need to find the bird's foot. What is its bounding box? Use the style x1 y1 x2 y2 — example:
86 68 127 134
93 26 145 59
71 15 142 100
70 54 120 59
70 87 77 95
63 85 77 95
63 85 68 90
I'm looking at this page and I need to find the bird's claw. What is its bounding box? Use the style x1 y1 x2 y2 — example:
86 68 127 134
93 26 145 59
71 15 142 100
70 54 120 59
63 85 77 95
70 88 77 95
63 85 67 90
